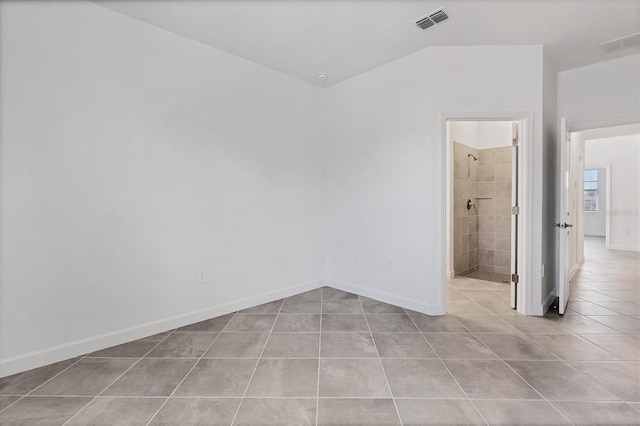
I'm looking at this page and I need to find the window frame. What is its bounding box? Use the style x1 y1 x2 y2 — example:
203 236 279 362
583 169 599 213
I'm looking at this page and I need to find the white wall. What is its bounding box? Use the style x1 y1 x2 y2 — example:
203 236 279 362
450 121 514 150
585 135 640 251
558 54 640 131
583 168 607 237
0 1 325 376
324 45 546 315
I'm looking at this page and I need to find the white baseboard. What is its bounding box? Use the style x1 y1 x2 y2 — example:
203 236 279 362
569 264 579 281
0 279 325 378
327 279 445 315
609 244 640 252
539 291 557 316
446 270 455 280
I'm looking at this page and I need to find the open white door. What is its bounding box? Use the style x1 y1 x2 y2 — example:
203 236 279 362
510 122 519 309
557 117 573 314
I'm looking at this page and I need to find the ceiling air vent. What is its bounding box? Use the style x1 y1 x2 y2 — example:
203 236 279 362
416 16 435 30
416 8 448 30
429 10 448 24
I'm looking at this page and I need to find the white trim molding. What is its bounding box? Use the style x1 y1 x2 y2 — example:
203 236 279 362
609 244 640 252
327 279 444 315
442 112 535 316
0 279 325 378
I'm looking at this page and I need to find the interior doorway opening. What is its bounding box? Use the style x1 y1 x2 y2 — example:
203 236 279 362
564 123 639 287
557 121 640 314
445 119 524 314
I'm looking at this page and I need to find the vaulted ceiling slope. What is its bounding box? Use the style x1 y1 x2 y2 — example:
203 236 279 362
95 0 640 87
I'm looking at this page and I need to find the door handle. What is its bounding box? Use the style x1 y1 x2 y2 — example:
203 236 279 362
556 223 573 229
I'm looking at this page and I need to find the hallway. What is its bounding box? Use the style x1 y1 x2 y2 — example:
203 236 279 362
569 236 640 321
446 235 640 424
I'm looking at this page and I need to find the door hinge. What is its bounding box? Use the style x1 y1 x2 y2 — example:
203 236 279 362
512 273 519 284
511 206 520 215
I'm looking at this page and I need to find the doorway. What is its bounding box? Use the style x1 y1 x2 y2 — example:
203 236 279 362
445 119 524 314
557 121 640 314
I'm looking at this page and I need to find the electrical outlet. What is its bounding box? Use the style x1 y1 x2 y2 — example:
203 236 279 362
198 268 207 284
386 261 392 270
541 263 545 278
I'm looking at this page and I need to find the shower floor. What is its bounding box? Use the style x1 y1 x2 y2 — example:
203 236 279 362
462 270 510 284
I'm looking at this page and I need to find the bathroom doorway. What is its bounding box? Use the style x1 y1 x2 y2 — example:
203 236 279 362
445 119 523 313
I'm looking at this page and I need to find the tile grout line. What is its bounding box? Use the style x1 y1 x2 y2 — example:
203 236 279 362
582 314 639 335
585 300 640 316
229 297 286 426
0 355 88 415
452 312 577 426
359 295 404 426
404 309 490 426
4 393 637 402
315 287 323 426
144 312 239 426
472 277 637 406
3 280 636 422
30 355 633 361
60 329 177 426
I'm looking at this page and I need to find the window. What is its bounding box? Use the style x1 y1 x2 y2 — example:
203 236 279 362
584 169 598 212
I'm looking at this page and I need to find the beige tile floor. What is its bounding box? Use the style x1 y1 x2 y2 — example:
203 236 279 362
0 237 638 425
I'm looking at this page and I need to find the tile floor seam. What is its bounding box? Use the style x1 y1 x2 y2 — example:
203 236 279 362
454 317 578 426
558 328 627 360
60 329 177 426
143 311 239 426
315 287 323 426
229 298 286 426
585 314 638 335
0 356 87 415
358 294 404 426
2 238 636 424
9 394 639 402
404 308 490 426
545 352 636 403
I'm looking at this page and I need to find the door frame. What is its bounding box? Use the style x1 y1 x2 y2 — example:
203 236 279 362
570 119 639 270
605 164 612 249
558 117 571 314
442 113 534 315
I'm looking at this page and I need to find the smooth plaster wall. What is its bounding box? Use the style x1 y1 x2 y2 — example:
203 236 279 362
0 1 325 376
324 46 546 315
450 121 515 150
558 54 640 131
585 135 640 251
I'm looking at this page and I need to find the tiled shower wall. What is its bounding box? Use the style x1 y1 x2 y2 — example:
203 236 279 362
454 142 512 276
453 141 479 276
477 146 512 274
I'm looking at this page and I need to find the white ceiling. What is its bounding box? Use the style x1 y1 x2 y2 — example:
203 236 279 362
580 123 640 140
95 0 640 87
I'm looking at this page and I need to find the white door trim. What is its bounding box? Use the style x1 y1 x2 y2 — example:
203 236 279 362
605 164 612 249
442 113 535 315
